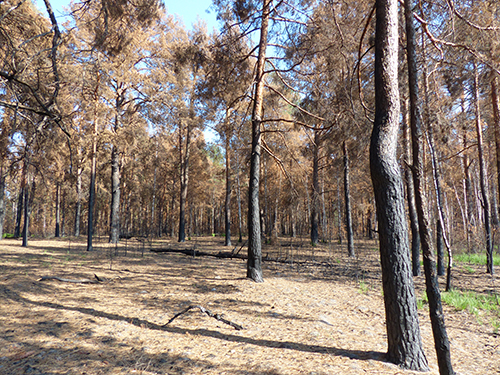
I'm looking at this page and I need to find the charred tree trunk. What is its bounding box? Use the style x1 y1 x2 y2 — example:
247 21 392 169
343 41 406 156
403 100 420 275
236 152 243 243
224 116 232 246
109 143 120 243
55 182 61 238
178 119 191 243
247 0 271 283
405 0 454 373
311 131 320 246
343 141 354 257
0 166 5 239
491 75 500 224
473 63 493 274
74 152 82 237
22 174 35 247
371 0 428 370
87 106 98 251
14 167 26 239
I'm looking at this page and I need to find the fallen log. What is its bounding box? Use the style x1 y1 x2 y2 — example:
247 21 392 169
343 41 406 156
164 305 244 330
150 248 247 260
39 274 104 284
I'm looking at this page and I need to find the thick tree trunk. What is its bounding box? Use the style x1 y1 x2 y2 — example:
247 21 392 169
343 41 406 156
343 141 354 257
55 182 61 237
371 0 428 370
405 1 454 373
311 131 320 246
109 143 120 243
403 100 420 275
491 75 500 224
473 63 493 274
247 0 271 283
0 166 5 239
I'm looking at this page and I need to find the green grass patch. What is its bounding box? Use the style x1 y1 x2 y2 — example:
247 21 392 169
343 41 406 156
441 289 499 317
454 253 500 266
2 233 14 238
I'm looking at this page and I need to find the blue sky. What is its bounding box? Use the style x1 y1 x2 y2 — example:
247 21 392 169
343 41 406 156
36 0 219 31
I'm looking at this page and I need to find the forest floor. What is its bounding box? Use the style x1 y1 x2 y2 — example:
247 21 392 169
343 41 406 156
0 235 499 375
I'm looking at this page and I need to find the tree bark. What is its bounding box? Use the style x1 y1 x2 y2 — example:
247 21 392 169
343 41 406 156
491 75 500 225
247 0 271 283
55 182 61 238
224 113 232 246
87 108 98 251
178 117 191 243
236 151 243 243
311 131 320 246
473 62 493 274
74 151 82 237
0 166 5 239
343 141 354 257
403 99 420 275
14 168 25 239
371 0 428 370
405 1 454 373
109 143 120 243
22 174 35 247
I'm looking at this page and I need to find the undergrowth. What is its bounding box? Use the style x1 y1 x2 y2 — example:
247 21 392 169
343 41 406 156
454 252 500 266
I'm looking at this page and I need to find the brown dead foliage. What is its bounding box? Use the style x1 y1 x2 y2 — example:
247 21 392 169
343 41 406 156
0 236 498 374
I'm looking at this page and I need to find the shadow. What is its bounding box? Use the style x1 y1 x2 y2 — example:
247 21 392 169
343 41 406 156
3 286 387 364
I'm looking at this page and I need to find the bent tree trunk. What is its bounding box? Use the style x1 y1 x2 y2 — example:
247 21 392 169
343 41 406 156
371 0 428 370
343 141 354 257
247 0 271 283
405 0 454 373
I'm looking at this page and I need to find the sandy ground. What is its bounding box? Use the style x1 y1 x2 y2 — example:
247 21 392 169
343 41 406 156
0 236 499 374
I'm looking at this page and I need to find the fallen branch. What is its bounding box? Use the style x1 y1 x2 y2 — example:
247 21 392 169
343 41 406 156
164 305 244 330
39 274 104 284
150 248 247 259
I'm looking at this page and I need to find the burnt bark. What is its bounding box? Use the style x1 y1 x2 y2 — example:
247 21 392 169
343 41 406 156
371 0 428 370
405 0 454 373
55 182 61 238
473 63 493 274
343 141 354 257
491 75 500 224
0 166 5 239
109 144 120 243
247 0 271 283
311 131 320 246
224 119 232 246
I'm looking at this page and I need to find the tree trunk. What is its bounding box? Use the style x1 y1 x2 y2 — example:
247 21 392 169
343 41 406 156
55 182 61 237
74 153 82 237
225 119 232 246
87 114 98 251
22 174 35 247
337 177 342 243
14 166 26 239
491 75 500 224
109 143 120 243
311 131 320 246
343 141 354 257
371 0 428 370
403 99 420 275
405 1 454 373
236 152 243 243
474 62 493 274
0 166 5 239
247 0 271 283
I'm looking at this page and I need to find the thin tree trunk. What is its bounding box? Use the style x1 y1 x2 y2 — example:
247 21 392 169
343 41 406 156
491 75 500 224
311 131 320 246
474 62 493 274
225 116 232 246
247 0 271 283
372 0 428 370
178 120 191 243
337 177 342 243
87 109 98 251
14 167 26 238
55 182 61 237
0 166 5 239
236 152 243 243
343 141 354 257
22 173 35 247
403 99 420 275
74 154 82 237
405 1 454 373
109 143 120 243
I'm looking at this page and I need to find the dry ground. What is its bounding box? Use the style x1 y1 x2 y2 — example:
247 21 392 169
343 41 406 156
0 236 499 375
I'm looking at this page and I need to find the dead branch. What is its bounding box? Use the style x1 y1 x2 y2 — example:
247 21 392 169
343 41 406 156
39 274 104 284
164 305 244 330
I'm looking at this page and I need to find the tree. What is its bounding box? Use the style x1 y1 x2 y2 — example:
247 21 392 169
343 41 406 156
370 0 428 369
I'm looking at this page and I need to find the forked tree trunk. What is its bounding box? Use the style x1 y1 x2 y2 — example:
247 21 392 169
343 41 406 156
343 141 354 257
247 0 271 283
473 63 493 274
405 0 454 373
371 0 428 370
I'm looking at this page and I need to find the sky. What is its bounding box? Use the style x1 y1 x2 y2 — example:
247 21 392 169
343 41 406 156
35 0 220 31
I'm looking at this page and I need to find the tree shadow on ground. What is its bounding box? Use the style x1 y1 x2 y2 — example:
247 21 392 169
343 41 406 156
3 286 387 365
